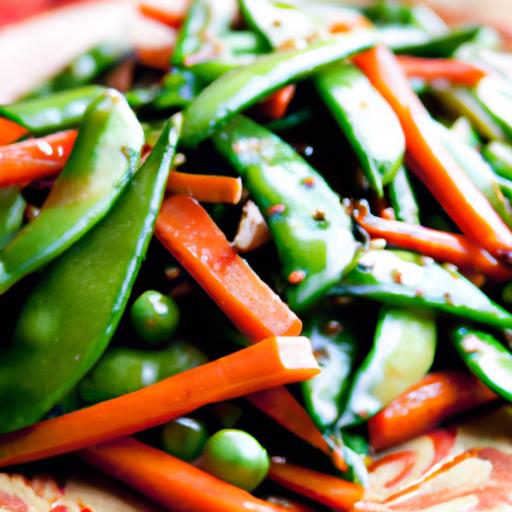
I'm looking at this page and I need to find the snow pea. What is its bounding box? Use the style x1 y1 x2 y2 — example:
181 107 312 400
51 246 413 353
315 63 405 197
475 76 512 140
0 116 180 433
453 326 512 401
434 120 512 228
265 107 312 133
388 167 419 224
0 85 106 135
24 42 129 99
0 90 143 295
80 341 207 403
333 249 512 329
483 140 512 181
0 188 25 249
338 307 436 428
301 308 358 430
213 115 358 310
450 116 480 148
181 31 375 147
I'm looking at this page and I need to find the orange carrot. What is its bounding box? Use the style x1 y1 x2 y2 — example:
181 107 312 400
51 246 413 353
268 459 364 511
167 172 243 204
156 195 302 341
354 46 512 260
0 336 319 467
328 12 373 33
83 437 285 512
139 2 184 29
353 202 512 281
0 129 77 186
397 55 486 85
136 46 173 70
0 118 28 146
259 85 296 120
247 388 347 472
368 371 498 452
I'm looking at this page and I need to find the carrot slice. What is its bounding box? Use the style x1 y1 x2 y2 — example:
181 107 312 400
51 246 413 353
0 118 29 146
156 195 302 341
353 202 512 281
354 46 512 260
139 2 184 29
0 129 77 186
83 437 285 512
258 85 296 120
368 371 498 452
167 172 243 204
136 45 173 70
397 55 486 85
0 336 319 467
268 459 364 511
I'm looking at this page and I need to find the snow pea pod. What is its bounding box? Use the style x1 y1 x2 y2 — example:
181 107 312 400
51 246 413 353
0 188 25 249
181 31 375 147
301 308 358 430
333 249 512 329
0 90 143 295
0 116 180 433
80 341 207 403
388 167 419 224
213 115 358 311
338 307 436 428
483 141 512 181
453 326 512 401
0 85 106 135
315 63 405 197
475 76 512 140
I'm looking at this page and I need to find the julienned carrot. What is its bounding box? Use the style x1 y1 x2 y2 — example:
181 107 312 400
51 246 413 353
0 129 77 186
156 195 302 341
0 118 28 146
83 437 285 512
353 202 512 281
268 459 364 511
139 2 184 29
136 46 174 70
354 46 512 260
0 336 319 467
259 85 296 120
247 387 347 472
167 171 243 204
155 196 344 468
397 55 486 85
368 371 498 452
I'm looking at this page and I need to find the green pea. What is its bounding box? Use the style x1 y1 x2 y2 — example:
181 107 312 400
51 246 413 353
161 417 209 461
202 429 269 491
131 290 180 344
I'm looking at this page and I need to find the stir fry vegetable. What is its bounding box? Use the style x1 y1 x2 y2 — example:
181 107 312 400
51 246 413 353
1 0 512 509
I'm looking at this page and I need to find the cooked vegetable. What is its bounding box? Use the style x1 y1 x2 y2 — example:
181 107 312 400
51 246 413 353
0 187 25 249
0 117 28 145
161 417 209 461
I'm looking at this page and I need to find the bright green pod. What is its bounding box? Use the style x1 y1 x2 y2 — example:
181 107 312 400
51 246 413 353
315 63 405 197
0 90 143 295
453 326 512 401
0 115 180 433
333 249 512 329
301 308 358 430
0 85 106 135
483 140 512 181
388 167 419 224
475 76 512 140
0 187 25 249
338 307 436 427
181 31 375 146
213 115 358 311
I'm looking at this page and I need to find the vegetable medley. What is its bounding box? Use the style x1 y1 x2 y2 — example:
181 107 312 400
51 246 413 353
1 0 512 510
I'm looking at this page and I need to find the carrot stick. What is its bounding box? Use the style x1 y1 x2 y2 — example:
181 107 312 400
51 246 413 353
156 195 302 341
82 437 285 512
354 46 512 260
0 129 77 186
258 85 296 121
167 172 243 204
155 196 343 468
136 45 173 70
368 371 498 452
139 2 184 29
268 459 364 511
353 202 512 281
397 55 486 85
0 336 319 467
0 118 28 146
